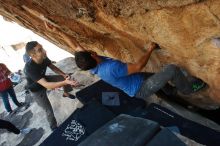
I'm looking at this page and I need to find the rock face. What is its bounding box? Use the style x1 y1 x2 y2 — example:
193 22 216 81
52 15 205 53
0 0 220 108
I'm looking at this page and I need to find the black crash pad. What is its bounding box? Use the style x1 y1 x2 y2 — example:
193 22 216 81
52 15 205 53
40 101 115 146
79 114 186 146
76 80 146 115
129 103 220 146
146 128 186 146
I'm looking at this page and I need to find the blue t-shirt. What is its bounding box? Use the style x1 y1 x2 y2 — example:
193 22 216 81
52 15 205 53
90 57 144 97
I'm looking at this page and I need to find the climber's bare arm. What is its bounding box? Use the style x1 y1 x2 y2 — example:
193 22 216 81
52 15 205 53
127 42 157 75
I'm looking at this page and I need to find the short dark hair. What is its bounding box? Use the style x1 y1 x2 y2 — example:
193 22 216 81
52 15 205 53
25 41 38 55
75 51 97 70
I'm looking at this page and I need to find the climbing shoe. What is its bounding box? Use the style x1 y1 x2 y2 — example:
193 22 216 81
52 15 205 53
161 84 177 96
191 79 206 92
63 93 76 99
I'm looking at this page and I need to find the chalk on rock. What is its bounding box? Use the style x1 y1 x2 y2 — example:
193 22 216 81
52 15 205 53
212 38 220 48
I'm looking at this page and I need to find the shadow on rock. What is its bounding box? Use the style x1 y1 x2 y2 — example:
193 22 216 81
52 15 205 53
17 128 44 146
24 91 34 104
0 141 7 146
10 111 33 129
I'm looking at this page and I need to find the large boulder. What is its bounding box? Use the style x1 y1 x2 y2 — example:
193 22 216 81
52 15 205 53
0 0 220 107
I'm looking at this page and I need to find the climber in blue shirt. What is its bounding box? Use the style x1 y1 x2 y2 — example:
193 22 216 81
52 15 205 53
75 42 206 99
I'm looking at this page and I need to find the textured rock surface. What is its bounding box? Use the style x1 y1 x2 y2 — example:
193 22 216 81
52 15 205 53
0 0 220 108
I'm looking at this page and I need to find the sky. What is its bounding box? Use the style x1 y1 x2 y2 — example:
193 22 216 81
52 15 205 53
0 16 73 72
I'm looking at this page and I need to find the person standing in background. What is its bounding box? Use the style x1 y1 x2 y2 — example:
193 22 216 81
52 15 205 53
0 63 25 114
